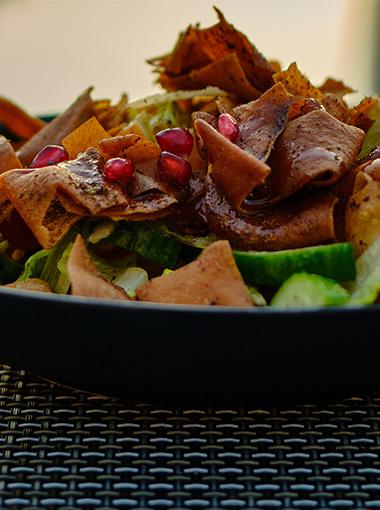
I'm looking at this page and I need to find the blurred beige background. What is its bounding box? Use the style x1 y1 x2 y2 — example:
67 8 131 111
0 0 378 114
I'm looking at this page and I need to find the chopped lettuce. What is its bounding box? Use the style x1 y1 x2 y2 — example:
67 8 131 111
358 99 380 159
19 249 50 281
127 101 190 141
126 87 227 110
159 224 218 249
109 221 181 268
247 285 267 306
349 237 380 304
91 251 137 281
113 267 148 297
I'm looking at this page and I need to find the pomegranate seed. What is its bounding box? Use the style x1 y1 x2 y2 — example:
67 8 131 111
217 113 239 142
103 157 134 183
30 145 69 168
156 127 194 155
158 151 192 187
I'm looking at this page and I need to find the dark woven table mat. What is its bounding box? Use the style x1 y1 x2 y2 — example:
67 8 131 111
1 365 380 509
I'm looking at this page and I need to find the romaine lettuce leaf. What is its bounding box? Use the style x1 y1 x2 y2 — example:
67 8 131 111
358 99 380 159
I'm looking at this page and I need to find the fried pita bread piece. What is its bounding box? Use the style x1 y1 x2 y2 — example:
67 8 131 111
319 78 355 98
99 134 160 161
6 278 52 293
346 160 380 256
0 136 23 224
160 53 261 102
67 235 129 300
193 83 292 209
0 136 23 174
274 63 350 121
17 88 94 166
137 239 252 307
206 176 338 251
0 148 177 248
263 110 365 201
346 96 378 132
154 8 274 101
233 82 292 160
194 118 269 210
0 96 45 140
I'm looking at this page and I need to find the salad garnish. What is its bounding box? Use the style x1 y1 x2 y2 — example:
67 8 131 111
1 7 380 308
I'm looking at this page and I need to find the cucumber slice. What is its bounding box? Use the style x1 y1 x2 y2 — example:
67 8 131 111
271 272 349 308
349 237 380 304
233 243 356 286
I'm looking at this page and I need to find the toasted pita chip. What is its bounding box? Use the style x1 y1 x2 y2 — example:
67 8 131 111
0 148 177 248
265 110 365 201
99 134 160 161
154 8 274 100
160 53 261 101
67 235 128 300
0 96 45 140
346 164 380 256
194 118 270 209
6 278 52 293
319 78 355 98
274 62 324 100
233 82 292 160
62 117 110 159
346 96 378 132
17 88 94 166
0 136 23 174
197 8 274 92
0 136 23 224
206 176 337 251
137 239 252 307
95 93 128 131
0 194 13 224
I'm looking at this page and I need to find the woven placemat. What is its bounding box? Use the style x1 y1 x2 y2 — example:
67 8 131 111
1 365 380 509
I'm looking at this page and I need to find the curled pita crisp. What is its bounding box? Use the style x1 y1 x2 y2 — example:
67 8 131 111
0 136 23 174
154 8 274 101
0 136 23 224
274 63 350 121
264 110 365 201
346 163 380 256
346 96 378 132
194 118 270 210
17 88 94 166
6 278 52 293
0 148 177 248
206 176 337 251
233 82 292 160
137 240 252 307
161 53 261 102
67 235 128 300
194 83 292 209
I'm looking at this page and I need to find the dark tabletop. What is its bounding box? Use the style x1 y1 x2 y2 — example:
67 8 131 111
1 365 380 509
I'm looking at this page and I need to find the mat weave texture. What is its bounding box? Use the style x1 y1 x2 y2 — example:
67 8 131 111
1 365 380 509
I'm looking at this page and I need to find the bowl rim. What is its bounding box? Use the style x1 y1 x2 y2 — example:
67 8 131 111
0 285 376 316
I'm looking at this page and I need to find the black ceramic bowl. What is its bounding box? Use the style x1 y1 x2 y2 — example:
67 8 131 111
0 286 378 406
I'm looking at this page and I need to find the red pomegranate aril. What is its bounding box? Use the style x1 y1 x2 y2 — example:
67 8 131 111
217 113 239 142
158 151 192 187
103 157 134 183
156 127 194 155
30 145 69 168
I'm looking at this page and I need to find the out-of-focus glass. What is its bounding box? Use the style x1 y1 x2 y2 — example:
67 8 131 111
0 0 378 113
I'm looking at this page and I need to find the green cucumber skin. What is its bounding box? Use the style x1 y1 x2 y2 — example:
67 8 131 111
271 272 349 308
233 243 356 286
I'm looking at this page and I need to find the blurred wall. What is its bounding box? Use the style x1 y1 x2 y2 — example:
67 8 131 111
0 0 377 113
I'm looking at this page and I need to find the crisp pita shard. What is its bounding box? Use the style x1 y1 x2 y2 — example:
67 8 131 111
137 240 252 307
67 235 129 300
